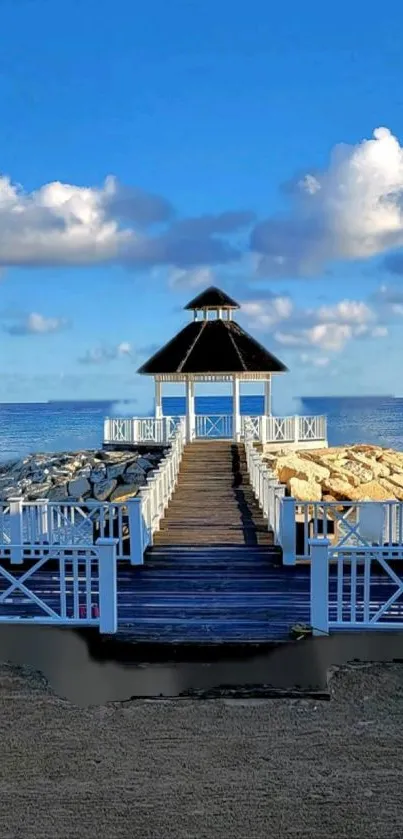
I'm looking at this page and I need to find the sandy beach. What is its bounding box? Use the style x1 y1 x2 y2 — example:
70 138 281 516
0 662 403 838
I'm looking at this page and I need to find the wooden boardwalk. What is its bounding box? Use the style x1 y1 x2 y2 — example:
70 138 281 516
117 441 307 643
154 441 273 546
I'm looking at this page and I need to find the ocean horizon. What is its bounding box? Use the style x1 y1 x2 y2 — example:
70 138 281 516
1 395 403 462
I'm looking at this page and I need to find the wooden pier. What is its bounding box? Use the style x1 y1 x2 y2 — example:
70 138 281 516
116 440 311 644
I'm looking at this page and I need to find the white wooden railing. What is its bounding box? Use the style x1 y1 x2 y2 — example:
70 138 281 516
104 414 327 445
0 420 186 566
243 418 298 560
292 500 403 563
0 539 117 632
127 418 186 559
310 539 403 635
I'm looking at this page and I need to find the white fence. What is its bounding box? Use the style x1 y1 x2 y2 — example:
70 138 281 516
0 538 117 632
310 539 403 635
104 413 327 446
292 499 403 563
0 420 186 567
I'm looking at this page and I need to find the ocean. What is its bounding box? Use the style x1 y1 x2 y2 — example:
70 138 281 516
0 396 402 462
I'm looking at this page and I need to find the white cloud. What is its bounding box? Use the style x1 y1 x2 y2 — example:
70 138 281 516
241 291 388 353
300 353 330 367
78 342 133 364
169 266 215 289
5 312 68 335
252 126 403 276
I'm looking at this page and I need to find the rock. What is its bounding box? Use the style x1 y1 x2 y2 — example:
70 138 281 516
289 476 322 502
106 461 130 481
109 484 139 502
350 453 390 479
334 460 374 486
90 465 107 483
93 479 118 502
275 454 330 486
31 469 50 484
378 478 403 501
47 484 70 501
123 463 146 484
348 480 393 501
27 482 53 500
386 472 403 490
68 477 91 498
136 457 154 473
322 477 355 501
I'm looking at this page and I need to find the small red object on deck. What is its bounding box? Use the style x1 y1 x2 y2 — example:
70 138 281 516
92 604 99 618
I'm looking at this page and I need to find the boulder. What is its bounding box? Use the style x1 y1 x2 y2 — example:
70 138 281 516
93 479 118 502
386 472 403 490
289 476 322 502
123 463 146 484
48 484 70 501
68 476 91 498
348 480 393 501
106 461 131 480
27 482 53 500
378 479 403 501
109 484 140 502
350 453 390 479
90 465 107 483
322 477 355 501
336 460 374 486
136 457 154 473
275 454 330 486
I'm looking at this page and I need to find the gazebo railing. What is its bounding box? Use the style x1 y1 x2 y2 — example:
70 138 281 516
104 414 327 445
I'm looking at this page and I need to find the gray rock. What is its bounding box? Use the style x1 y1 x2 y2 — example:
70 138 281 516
136 457 154 472
107 461 130 481
31 469 50 484
76 465 92 479
90 465 107 483
27 483 53 500
93 479 117 501
47 484 70 501
68 477 91 498
123 463 146 484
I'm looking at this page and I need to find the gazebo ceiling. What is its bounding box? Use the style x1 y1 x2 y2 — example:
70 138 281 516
137 318 288 376
184 286 240 310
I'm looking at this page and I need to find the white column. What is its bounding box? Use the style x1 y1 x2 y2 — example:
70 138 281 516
186 379 195 442
264 377 272 416
233 376 241 442
155 379 163 419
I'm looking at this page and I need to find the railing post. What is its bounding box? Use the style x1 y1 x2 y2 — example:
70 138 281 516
294 415 300 445
96 537 118 633
36 499 49 543
9 497 23 565
104 418 110 443
309 538 330 636
127 497 144 565
280 496 296 566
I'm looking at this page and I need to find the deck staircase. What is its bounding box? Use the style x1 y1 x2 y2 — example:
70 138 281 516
116 442 312 644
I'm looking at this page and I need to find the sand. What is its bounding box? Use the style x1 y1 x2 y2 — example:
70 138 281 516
0 661 403 838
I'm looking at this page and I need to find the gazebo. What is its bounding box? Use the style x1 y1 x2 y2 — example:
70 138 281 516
137 286 288 442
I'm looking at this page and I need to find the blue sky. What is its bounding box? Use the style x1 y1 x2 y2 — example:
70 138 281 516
1 0 403 411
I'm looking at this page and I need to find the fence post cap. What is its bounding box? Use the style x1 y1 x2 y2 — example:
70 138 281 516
282 495 295 503
308 537 331 547
96 537 119 547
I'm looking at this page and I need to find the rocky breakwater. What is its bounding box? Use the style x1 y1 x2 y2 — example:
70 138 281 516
0 448 166 503
262 444 403 502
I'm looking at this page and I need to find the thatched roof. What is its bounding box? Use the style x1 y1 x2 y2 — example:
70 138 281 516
137 318 287 375
184 286 240 310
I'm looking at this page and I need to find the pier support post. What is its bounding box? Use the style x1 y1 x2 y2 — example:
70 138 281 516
186 379 195 442
127 497 145 565
97 537 118 633
309 538 330 636
9 498 23 565
280 496 296 565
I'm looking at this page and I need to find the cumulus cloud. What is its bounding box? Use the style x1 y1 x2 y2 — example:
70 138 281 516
241 292 388 353
5 312 69 335
78 341 132 364
0 173 252 269
251 127 403 277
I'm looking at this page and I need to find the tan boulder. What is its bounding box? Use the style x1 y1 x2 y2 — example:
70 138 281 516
348 480 393 501
350 453 390 478
386 472 403 490
378 479 403 501
339 460 374 485
275 454 330 486
289 476 322 502
322 477 355 500
379 451 403 472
